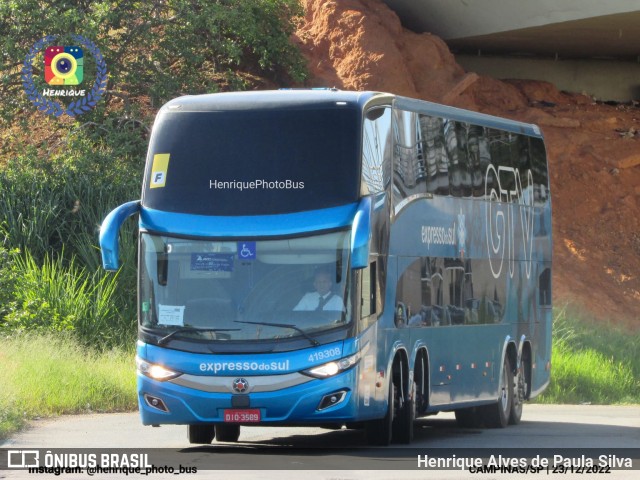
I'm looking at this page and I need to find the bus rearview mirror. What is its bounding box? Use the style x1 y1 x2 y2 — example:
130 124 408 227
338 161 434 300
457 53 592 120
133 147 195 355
350 196 371 269
99 200 141 271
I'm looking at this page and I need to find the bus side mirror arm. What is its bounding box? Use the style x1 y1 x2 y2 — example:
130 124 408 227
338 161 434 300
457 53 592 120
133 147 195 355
350 196 372 269
99 200 141 271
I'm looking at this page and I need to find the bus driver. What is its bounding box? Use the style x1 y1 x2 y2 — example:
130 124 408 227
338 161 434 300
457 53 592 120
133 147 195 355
293 269 343 311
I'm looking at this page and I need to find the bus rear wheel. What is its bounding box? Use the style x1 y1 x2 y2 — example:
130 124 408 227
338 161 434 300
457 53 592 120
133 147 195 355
510 349 530 425
215 424 241 442
187 424 215 444
479 355 513 428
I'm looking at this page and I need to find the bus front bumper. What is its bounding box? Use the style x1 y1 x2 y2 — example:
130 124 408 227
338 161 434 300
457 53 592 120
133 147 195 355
137 369 359 426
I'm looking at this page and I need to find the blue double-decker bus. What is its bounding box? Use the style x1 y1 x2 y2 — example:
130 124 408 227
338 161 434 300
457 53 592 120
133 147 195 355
100 89 552 445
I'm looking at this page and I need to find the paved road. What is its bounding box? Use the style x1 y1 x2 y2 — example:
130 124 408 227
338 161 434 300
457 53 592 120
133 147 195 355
2 405 639 479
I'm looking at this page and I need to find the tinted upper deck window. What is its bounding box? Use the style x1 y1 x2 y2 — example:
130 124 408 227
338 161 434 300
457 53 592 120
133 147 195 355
143 107 361 216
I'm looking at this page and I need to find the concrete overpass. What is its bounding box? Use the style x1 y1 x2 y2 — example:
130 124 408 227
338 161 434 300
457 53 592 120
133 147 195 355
383 0 640 101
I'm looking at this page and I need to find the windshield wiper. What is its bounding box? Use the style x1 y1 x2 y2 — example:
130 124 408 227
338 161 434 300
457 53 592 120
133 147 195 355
156 327 241 346
234 320 319 346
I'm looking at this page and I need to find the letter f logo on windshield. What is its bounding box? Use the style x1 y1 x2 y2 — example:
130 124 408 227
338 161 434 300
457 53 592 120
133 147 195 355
150 153 170 188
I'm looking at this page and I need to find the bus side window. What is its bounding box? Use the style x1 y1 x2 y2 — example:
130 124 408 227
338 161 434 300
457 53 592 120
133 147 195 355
360 260 378 329
417 114 448 196
397 258 431 328
530 137 549 206
362 107 391 196
539 267 551 307
393 110 429 203
487 128 510 170
361 261 377 318
444 120 471 198
420 257 432 310
467 124 488 197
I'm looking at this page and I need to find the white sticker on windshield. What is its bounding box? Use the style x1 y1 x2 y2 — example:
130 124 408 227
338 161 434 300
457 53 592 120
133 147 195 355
191 253 234 272
158 304 185 326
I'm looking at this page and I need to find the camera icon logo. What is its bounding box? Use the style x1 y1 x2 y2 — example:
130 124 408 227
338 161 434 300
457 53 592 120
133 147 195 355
44 46 83 85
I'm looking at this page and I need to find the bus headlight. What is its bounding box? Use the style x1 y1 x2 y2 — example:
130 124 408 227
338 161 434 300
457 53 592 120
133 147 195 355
136 356 181 381
303 352 360 379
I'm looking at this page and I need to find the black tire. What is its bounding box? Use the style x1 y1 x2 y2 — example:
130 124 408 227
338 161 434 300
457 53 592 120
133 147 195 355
393 381 415 443
187 424 215 444
215 424 241 442
365 381 395 446
509 349 530 425
479 355 513 428
414 354 428 416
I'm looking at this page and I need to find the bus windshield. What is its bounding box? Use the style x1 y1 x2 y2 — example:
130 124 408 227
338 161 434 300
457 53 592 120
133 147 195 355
139 231 352 346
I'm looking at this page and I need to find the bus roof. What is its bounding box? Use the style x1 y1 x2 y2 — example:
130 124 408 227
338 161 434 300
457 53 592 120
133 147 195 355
394 95 543 138
160 89 542 138
161 89 383 112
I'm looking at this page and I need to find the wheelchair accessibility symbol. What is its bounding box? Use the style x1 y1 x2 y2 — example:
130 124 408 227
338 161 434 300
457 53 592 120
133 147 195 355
238 242 256 260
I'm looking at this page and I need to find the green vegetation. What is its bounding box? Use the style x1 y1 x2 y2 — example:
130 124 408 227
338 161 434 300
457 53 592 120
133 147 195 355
0 0 309 442
0 0 307 123
0 138 141 349
0 333 136 441
537 306 640 404
0 0 308 348
1 249 135 348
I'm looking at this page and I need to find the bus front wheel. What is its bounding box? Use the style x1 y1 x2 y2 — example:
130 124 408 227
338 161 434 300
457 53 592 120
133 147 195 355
365 381 395 446
187 424 215 444
393 381 415 443
215 424 241 442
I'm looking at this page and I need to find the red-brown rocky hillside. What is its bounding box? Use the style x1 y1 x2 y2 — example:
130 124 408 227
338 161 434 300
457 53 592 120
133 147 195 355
295 0 640 327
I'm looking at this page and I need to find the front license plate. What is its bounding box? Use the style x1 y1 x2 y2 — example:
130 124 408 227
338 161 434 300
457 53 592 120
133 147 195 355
223 409 261 423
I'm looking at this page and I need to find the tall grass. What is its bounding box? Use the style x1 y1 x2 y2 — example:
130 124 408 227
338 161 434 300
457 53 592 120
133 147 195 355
0 128 141 348
537 307 640 404
1 250 135 348
0 333 137 441
0 114 143 442
0 136 142 266
0 157 64 258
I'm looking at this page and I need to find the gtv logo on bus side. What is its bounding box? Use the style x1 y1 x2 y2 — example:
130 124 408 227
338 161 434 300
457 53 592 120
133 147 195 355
485 165 535 279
